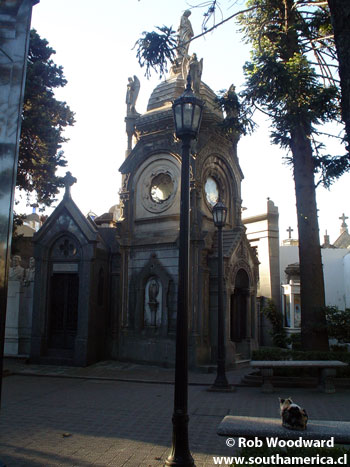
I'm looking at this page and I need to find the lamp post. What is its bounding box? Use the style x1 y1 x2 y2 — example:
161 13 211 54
166 75 203 467
210 199 233 391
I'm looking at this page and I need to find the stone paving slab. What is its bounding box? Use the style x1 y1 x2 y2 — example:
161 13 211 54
1 370 350 466
2 359 350 466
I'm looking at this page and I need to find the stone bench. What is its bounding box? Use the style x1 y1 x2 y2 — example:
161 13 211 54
250 360 348 394
217 415 350 444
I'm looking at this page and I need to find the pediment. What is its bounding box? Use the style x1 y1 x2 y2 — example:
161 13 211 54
34 196 104 247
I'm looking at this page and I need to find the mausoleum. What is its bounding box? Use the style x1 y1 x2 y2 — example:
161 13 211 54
26 11 259 368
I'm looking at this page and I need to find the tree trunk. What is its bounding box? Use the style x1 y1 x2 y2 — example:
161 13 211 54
328 0 350 151
290 126 329 351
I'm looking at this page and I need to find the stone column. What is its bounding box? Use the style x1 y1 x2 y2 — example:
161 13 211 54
0 0 39 404
19 280 34 354
4 280 23 355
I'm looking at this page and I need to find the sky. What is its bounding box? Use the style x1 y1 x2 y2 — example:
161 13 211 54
24 0 350 244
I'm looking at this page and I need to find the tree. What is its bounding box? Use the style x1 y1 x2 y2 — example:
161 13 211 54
327 0 350 151
17 29 75 208
238 0 343 351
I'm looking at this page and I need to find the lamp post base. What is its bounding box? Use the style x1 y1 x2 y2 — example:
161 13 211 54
165 413 195 466
165 455 195 466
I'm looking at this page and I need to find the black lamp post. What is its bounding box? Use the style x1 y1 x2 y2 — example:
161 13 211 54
210 199 233 391
166 75 203 467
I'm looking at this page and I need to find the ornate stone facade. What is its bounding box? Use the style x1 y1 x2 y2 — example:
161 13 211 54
28 12 259 368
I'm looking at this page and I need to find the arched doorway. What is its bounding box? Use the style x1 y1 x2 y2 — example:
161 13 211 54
230 269 250 344
48 273 79 352
47 234 81 359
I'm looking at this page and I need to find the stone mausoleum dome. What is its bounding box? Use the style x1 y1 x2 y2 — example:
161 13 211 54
146 76 222 117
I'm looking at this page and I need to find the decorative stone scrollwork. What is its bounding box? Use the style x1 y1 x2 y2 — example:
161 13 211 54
238 242 248 260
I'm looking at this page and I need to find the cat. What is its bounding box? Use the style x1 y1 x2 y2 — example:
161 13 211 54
279 397 308 430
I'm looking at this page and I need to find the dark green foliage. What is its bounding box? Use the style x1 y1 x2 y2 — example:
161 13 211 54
134 26 177 79
330 344 348 352
314 153 350 188
17 29 75 208
286 332 302 350
261 299 288 348
241 45 341 186
216 85 255 139
239 0 346 189
325 306 350 343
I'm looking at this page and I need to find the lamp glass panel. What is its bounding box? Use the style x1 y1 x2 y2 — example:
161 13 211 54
183 102 193 128
192 105 202 132
214 208 224 224
174 105 182 132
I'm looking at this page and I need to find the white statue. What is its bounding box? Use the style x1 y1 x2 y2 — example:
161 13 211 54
177 10 194 60
9 255 24 281
126 75 140 116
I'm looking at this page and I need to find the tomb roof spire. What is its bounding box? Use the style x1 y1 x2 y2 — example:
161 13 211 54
63 171 77 198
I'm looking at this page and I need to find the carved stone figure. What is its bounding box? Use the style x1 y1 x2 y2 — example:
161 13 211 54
188 53 203 94
225 84 238 118
147 278 160 327
148 278 159 304
177 10 193 60
9 255 24 281
126 75 140 116
24 257 35 284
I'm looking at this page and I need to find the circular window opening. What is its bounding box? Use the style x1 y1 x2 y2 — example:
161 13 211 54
150 173 174 204
205 176 219 206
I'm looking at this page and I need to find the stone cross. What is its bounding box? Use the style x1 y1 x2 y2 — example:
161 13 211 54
286 226 293 239
63 171 77 198
339 213 348 228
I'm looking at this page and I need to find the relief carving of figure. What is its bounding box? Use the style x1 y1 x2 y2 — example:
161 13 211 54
24 257 35 285
126 75 140 116
9 255 24 281
145 278 160 327
148 278 159 304
188 53 203 94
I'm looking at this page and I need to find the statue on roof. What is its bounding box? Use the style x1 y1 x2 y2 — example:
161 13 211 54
170 10 196 79
126 75 140 116
188 53 203 94
177 10 193 60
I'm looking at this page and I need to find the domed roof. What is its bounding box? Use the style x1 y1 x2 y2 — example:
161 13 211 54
146 76 222 118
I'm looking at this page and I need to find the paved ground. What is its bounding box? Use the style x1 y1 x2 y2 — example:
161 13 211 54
1 358 350 466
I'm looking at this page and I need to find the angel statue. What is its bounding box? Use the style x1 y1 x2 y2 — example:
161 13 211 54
188 53 203 94
126 75 140 116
